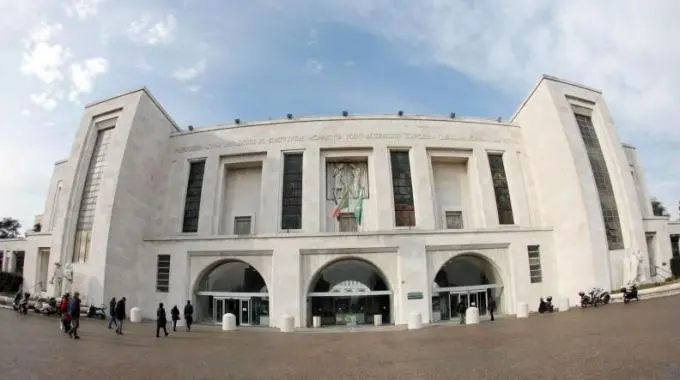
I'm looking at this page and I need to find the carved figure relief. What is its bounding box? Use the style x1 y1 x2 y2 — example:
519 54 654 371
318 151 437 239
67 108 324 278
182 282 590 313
326 162 369 202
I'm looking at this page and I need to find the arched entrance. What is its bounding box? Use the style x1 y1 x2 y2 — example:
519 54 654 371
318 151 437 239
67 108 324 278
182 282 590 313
307 258 391 327
195 260 269 326
431 254 502 322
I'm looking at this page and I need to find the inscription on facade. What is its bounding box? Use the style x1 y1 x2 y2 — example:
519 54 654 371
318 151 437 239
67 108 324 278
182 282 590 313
175 132 480 154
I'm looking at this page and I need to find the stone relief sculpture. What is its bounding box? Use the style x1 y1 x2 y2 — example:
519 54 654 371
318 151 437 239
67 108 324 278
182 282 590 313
50 262 73 296
327 162 368 202
622 249 645 286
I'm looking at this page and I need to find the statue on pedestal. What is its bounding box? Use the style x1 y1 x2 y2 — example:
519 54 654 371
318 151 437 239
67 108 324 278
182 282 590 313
622 249 645 286
50 262 74 297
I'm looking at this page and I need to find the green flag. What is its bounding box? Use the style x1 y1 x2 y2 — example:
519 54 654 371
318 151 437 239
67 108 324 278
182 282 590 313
354 188 364 224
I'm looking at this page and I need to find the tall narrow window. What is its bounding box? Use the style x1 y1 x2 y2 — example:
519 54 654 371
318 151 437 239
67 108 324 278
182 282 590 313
671 235 680 258
527 245 543 283
488 154 514 225
14 251 25 274
182 160 206 233
390 151 416 227
574 112 624 250
281 153 303 230
72 126 114 263
156 254 171 293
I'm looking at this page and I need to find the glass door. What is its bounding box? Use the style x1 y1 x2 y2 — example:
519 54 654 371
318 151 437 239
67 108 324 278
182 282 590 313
239 299 251 325
213 298 224 324
477 291 488 316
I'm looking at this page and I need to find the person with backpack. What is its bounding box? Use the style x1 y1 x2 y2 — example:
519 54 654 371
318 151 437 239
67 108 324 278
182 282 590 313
107 297 118 329
115 297 126 335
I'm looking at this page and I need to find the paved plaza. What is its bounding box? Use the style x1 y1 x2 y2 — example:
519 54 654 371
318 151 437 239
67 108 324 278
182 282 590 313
1 296 680 380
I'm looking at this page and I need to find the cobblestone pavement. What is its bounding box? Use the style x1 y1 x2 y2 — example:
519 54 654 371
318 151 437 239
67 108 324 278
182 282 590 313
1 296 680 380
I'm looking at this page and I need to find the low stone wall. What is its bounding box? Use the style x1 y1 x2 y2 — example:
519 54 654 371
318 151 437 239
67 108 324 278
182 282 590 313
610 282 680 303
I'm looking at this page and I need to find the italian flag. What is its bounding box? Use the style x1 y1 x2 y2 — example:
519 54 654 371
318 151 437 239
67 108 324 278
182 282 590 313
354 189 364 224
331 189 350 217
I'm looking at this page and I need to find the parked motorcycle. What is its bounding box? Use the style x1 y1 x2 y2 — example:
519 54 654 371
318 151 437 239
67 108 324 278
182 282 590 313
621 284 639 304
34 297 59 316
590 287 611 305
538 296 555 313
579 287 611 307
87 304 106 319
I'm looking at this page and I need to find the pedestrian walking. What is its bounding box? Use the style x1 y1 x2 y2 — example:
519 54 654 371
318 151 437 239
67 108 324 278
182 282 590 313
183 300 194 332
68 292 81 339
60 293 71 334
488 297 497 321
115 297 126 335
107 297 118 329
170 305 180 332
457 300 467 325
156 303 169 338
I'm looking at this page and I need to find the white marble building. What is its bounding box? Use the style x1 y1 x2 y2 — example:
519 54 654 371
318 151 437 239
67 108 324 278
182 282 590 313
1 75 678 327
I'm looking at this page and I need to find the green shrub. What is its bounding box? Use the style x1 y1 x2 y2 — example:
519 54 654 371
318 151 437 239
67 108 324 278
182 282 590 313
0 272 24 293
670 256 680 278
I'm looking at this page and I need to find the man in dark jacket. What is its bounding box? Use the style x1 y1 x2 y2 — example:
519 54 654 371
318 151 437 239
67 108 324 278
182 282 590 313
183 300 194 332
156 303 169 337
68 292 81 339
488 297 497 321
108 297 117 329
115 297 126 335
170 305 180 332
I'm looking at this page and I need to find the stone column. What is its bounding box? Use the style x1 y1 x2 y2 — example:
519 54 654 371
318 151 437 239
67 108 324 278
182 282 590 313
259 150 280 234
199 155 220 236
472 148 496 228
372 145 395 230
410 144 436 230
7 251 16 273
302 147 320 233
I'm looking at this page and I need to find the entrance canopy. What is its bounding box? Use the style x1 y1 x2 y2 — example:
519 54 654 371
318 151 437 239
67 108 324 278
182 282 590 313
434 254 500 290
196 260 267 296
309 258 389 295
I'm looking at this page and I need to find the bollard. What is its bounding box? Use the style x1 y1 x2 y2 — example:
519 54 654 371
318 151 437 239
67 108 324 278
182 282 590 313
407 312 422 330
516 302 529 319
374 314 383 326
557 298 569 312
280 314 294 333
129 307 142 323
465 306 480 324
222 313 236 331
312 316 321 328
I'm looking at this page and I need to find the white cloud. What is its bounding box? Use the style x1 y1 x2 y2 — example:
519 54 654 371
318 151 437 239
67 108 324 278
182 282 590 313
293 0 680 218
20 22 70 84
21 108 30 116
343 60 356 67
173 59 206 81
65 0 104 20
188 85 201 93
305 59 324 74
30 91 58 110
68 57 109 103
127 14 177 45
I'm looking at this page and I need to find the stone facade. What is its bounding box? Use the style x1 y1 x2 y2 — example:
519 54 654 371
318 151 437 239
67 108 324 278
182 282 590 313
1 75 676 327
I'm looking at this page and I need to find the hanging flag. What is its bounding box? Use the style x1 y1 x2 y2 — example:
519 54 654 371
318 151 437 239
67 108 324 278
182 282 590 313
354 188 364 224
331 188 350 217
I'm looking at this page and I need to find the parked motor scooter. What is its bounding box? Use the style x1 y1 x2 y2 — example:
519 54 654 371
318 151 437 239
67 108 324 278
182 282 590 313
579 291 595 307
538 296 555 313
87 304 106 319
621 284 639 304
35 297 59 315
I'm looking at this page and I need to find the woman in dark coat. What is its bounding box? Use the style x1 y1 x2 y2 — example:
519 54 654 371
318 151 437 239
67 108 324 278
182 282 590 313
156 303 169 338
170 305 180 332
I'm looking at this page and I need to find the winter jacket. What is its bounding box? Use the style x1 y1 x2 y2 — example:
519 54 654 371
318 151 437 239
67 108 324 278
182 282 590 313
115 300 126 320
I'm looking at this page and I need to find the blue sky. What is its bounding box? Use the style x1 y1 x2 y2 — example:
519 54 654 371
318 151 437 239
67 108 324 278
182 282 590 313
1 0 679 228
